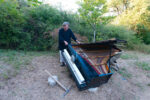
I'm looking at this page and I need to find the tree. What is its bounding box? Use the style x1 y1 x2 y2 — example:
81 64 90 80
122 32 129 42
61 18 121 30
122 0 130 10
112 0 150 30
107 0 131 15
111 0 150 44
107 0 122 15
78 0 107 42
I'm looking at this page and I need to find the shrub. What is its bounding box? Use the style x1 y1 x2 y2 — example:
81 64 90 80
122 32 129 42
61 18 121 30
136 24 150 44
96 25 142 49
0 0 27 49
23 5 63 50
134 43 150 54
0 0 90 50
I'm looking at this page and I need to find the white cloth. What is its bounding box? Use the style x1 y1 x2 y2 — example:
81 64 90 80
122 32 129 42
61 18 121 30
59 50 64 63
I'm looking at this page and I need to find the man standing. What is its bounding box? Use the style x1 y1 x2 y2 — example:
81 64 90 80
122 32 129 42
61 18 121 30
59 22 80 66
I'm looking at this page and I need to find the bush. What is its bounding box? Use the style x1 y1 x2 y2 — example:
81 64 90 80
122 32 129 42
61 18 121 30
0 0 72 51
0 0 26 49
0 0 90 50
0 1 58 50
23 5 63 50
134 43 150 54
71 19 93 41
96 25 142 49
136 24 150 44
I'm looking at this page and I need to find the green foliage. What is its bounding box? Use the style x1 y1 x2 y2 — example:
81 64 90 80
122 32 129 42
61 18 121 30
107 0 150 52
78 0 107 26
111 0 150 41
78 0 107 42
23 5 63 50
17 0 41 7
101 16 116 24
0 0 150 53
107 0 131 15
0 0 77 50
96 25 142 49
0 0 26 49
134 44 150 54
69 17 93 40
136 24 150 44
58 12 92 37
120 53 138 59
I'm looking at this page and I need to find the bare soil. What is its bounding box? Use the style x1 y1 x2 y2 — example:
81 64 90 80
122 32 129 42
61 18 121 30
0 51 150 100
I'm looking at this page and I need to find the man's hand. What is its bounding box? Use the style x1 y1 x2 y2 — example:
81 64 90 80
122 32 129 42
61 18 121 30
64 41 68 45
76 40 81 44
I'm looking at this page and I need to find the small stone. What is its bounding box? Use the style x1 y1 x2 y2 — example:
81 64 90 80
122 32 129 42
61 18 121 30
88 87 98 93
48 76 58 86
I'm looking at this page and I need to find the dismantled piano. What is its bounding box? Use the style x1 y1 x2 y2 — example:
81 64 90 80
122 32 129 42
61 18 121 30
62 39 125 90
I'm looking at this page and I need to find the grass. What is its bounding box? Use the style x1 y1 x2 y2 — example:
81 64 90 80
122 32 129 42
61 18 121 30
134 44 150 54
0 49 58 79
118 68 132 78
0 52 32 70
120 53 138 60
135 61 150 71
1 73 9 79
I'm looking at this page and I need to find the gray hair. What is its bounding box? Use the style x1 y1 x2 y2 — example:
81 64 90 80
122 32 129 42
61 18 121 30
62 22 69 26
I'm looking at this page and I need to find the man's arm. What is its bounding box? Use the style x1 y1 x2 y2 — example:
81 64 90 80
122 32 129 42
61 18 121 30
70 29 80 44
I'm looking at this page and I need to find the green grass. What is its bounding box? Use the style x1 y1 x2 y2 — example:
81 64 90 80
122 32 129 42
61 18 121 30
134 44 150 54
0 49 58 79
135 61 150 71
121 54 131 59
2 73 9 79
118 68 132 78
120 53 138 60
0 51 32 70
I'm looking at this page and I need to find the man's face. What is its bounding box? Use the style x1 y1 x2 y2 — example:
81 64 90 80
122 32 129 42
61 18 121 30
63 25 69 31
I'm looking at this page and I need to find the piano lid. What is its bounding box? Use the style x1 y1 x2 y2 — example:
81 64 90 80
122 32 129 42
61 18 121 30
72 39 127 47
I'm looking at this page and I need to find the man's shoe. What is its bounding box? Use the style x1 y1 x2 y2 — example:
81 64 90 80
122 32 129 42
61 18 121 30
60 62 65 67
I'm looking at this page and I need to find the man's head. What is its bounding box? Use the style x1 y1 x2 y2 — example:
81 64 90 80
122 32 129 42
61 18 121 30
62 22 69 31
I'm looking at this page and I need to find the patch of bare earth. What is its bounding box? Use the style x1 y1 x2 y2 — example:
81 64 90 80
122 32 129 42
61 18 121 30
0 51 150 100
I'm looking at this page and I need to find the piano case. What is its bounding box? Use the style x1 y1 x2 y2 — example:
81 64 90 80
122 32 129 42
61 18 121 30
62 39 123 90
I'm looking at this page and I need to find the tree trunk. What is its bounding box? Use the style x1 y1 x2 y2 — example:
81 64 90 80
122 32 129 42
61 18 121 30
116 7 120 15
93 30 96 42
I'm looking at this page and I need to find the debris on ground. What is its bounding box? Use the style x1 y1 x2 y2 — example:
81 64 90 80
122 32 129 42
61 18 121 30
88 88 98 93
48 76 58 86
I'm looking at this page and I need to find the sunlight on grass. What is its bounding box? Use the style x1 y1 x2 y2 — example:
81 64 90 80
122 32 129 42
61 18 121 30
135 61 150 71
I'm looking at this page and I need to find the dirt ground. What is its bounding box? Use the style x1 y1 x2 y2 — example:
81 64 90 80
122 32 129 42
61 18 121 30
0 51 150 100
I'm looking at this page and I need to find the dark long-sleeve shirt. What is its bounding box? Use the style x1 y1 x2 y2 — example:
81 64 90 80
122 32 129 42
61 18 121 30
58 28 77 50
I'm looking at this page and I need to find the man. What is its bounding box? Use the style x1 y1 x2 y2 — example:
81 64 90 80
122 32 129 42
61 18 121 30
58 22 80 66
